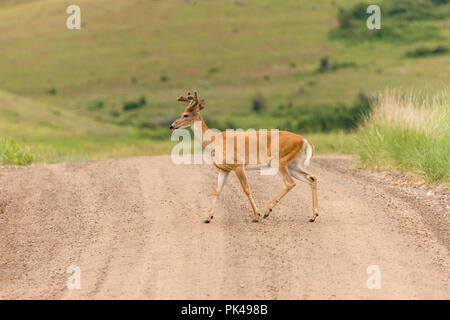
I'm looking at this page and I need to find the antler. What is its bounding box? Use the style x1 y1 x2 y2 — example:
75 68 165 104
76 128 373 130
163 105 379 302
177 91 204 111
177 91 198 103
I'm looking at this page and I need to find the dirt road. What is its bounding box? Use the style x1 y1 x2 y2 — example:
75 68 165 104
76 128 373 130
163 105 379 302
0 155 448 299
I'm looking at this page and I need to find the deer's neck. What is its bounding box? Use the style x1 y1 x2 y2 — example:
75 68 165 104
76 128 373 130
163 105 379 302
194 114 215 151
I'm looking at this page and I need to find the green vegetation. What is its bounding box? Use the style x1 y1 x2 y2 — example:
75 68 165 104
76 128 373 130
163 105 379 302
331 0 450 42
0 0 448 171
0 138 34 165
0 90 174 163
123 96 147 111
405 45 449 58
357 91 449 182
275 94 372 133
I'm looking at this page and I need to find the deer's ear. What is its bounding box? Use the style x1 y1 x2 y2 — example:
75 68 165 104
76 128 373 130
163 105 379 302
198 99 206 110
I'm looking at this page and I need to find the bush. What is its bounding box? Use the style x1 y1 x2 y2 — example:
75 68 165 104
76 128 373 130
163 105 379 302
251 93 266 113
357 91 449 182
86 100 104 111
317 56 329 72
123 96 147 111
317 56 357 73
295 94 372 132
405 45 449 58
208 67 220 74
0 138 34 165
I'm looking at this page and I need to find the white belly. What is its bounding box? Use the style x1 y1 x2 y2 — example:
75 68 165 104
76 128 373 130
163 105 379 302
244 163 271 170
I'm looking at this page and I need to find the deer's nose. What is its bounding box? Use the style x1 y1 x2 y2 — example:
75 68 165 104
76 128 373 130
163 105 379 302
170 125 174 130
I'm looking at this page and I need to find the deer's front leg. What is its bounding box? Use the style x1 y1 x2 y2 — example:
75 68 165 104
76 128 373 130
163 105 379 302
205 170 230 223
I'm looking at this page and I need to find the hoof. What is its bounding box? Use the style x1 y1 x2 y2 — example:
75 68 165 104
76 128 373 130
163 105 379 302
263 208 272 218
308 218 315 222
204 219 211 224
251 219 259 223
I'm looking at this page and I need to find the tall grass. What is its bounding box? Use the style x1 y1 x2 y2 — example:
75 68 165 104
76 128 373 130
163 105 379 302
357 91 449 182
0 138 34 165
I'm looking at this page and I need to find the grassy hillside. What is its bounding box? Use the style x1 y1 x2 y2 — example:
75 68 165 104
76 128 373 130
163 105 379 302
357 90 449 182
0 0 449 163
0 90 172 162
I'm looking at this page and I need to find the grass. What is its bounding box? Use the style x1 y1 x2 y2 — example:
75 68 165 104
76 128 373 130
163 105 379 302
306 131 358 154
0 1 449 165
0 0 448 125
0 90 174 163
0 138 34 165
331 0 450 43
357 91 449 182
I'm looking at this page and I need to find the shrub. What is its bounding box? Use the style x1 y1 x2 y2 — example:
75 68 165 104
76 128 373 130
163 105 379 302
295 94 372 132
123 96 147 111
317 56 329 72
405 45 449 58
251 93 266 113
86 100 104 111
208 67 220 74
317 56 357 73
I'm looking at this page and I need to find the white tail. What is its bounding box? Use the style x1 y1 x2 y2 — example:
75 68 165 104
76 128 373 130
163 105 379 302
303 138 314 166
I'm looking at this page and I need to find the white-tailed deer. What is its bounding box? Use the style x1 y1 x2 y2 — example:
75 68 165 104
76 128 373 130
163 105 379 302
170 91 318 223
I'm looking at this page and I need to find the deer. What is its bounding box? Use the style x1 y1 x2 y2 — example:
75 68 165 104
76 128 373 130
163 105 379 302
170 91 318 224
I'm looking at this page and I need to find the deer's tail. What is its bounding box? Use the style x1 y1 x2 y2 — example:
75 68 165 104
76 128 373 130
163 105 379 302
303 138 314 166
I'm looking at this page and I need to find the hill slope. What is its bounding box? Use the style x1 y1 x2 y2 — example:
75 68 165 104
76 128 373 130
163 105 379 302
0 90 172 162
1 0 449 130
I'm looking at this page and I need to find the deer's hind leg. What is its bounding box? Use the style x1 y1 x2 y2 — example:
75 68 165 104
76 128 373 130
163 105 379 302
288 159 319 222
263 164 296 219
234 166 260 222
205 169 230 223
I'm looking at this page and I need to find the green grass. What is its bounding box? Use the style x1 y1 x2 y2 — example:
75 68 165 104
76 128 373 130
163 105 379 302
306 131 358 154
0 0 448 123
0 138 34 165
357 91 450 182
331 0 450 43
0 1 449 164
0 90 174 163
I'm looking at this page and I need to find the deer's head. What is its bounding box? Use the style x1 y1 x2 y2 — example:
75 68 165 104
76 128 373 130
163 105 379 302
170 91 206 130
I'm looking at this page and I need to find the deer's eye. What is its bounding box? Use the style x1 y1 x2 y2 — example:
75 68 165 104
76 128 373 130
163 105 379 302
183 114 188 118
